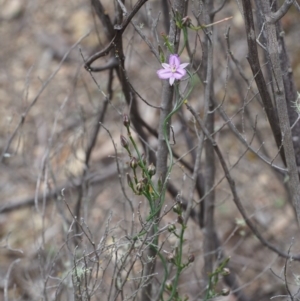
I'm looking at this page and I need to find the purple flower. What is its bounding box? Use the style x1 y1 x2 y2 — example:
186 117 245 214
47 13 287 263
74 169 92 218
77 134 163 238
157 54 189 86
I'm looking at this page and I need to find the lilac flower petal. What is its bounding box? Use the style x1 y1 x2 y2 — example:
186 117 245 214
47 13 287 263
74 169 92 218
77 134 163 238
169 77 176 86
162 63 170 69
169 54 180 68
157 69 173 79
173 68 186 79
180 63 189 69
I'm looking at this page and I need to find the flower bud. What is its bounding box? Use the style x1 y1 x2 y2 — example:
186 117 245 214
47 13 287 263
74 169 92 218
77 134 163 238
173 203 182 215
147 163 156 177
136 181 145 194
165 280 173 291
222 268 230 276
221 288 230 296
166 252 175 263
123 114 130 128
141 177 148 185
130 157 138 169
182 16 191 27
120 135 129 149
188 254 195 263
168 224 176 232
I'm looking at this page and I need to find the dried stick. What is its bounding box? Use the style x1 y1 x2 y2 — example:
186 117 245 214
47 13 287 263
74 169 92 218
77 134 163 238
261 1 300 226
185 9 250 296
213 95 287 174
0 162 118 214
85 0 149 68
240 0 285 165
74 68 114 236
224 27 272 162
185 100 300 260
210 0 228 17
90 0 157 165
197 0 217 287
272 1 300 168
254 0 300 219
161 0 170 33
284 244 294 301
91 0 114 39
267 0 294 24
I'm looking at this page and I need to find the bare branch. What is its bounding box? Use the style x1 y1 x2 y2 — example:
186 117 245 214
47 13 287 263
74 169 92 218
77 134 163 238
185 100 300 261
85 0 149 68
240 0 286 165
267 0 294 24
210 0 228 17
261 1 300 226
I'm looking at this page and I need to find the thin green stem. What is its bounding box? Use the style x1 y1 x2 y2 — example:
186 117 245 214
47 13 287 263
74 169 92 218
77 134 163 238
128 133 159 198
167 223 186 301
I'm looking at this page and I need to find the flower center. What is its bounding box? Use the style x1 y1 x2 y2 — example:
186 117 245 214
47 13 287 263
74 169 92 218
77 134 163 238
171 65 177 73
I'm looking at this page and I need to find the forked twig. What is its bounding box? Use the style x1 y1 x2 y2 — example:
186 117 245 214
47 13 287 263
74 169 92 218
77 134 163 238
185 100 300 261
